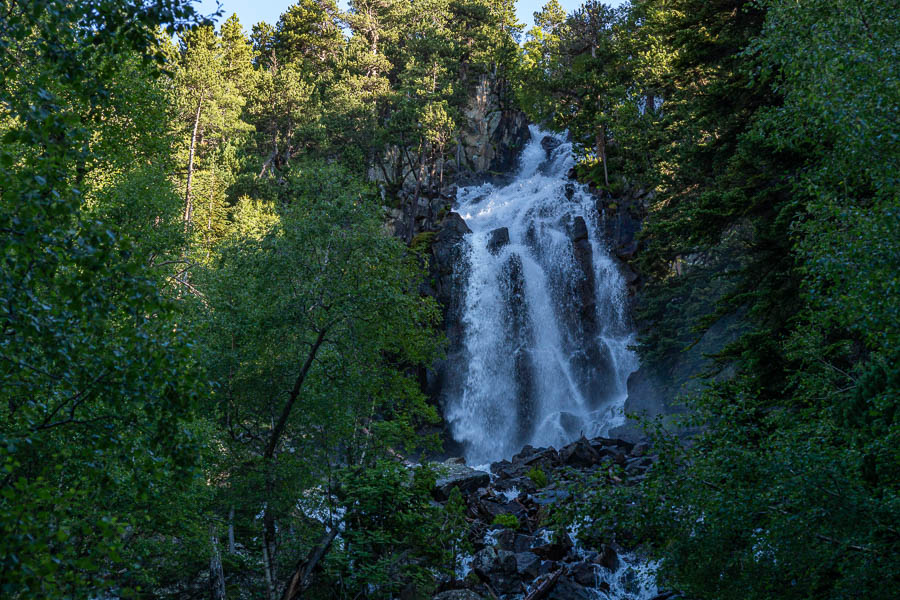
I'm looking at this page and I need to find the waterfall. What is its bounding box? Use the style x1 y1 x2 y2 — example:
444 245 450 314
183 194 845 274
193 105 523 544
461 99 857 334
446 126 638 464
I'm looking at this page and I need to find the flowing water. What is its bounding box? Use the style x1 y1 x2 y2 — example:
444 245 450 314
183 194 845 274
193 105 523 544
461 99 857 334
446 126 639 464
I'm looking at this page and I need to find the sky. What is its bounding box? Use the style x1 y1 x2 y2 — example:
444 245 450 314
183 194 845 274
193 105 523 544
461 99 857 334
195 0 627 33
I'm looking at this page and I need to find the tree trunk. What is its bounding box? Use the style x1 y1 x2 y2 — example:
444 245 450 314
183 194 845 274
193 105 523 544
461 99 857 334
279 527 339 600
263 504 277 600
228 506 236 554
263 531 276 600
210 523 226 600
645 92 655 115
184 95 203 228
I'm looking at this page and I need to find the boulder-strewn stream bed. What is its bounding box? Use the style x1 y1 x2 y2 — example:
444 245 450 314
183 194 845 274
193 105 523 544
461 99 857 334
428 436 677 600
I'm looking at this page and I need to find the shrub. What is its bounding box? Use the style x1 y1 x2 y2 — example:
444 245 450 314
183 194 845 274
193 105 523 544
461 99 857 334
527 467 548 488
492 514 520 530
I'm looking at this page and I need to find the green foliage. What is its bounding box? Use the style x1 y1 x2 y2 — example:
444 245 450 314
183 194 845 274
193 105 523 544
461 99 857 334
410 231 438 254
0 1 213 597
526 466 548 488
194 160 442 593
325 461 471 598
491 513 521 530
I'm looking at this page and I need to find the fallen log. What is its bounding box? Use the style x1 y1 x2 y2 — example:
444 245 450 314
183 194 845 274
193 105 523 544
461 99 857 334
523 567 564 600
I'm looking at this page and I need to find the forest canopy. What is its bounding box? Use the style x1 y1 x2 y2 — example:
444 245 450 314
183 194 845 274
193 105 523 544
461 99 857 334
1 0 897 598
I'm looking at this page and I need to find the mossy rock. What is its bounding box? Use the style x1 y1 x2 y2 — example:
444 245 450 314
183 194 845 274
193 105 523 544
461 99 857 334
410 231 437 253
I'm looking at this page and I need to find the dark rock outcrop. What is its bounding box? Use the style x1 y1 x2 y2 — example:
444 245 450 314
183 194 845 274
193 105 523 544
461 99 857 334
546 576 594 600
558 436 601 468
486 227 510 255
424 213 472 450
472 547 520 595
515 552 542 580
541 135 563 155
433 461 490 501
499 253 537 445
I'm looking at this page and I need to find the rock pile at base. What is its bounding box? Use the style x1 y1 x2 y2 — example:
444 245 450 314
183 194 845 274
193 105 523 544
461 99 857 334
429 436 676 600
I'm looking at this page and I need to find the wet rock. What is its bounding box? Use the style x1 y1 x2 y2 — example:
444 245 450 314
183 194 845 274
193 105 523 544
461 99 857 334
591 437 635 453
515 552 542 580
531 530 573 561
620 566 641 595
538 560 558 577
599 196 642 256
486 227 510 255
476 500 508 520
546 576 593 600
570 562 597 587
490 460 522 480
566 215 616 404
541 135 562 154
429 212 471 306
564 183 576 200
570 215 589 243
615 240 638 260
498 253 538 446
595 544 619 571
427 211 474 410
620 262 640 286
433 461 490 501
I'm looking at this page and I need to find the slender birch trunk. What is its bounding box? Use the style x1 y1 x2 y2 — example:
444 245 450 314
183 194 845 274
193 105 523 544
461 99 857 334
210 523 226 600
184 95 203 228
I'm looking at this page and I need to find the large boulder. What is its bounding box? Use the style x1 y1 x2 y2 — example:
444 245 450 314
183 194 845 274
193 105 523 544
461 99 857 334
570 561 598 587
486 227 510 255
546 576 593 600
541 135 563 155
493 530 535 553
432 461 490 501
558 437 601 468
472 547 520 595
515 552 542 581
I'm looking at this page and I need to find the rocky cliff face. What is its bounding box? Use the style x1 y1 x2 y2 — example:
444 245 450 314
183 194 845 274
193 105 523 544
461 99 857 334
382 75 530 241
592 184 741 442
426 436 674 600
456 75 531 184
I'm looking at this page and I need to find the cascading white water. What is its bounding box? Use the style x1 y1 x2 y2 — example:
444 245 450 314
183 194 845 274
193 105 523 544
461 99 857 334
446 126 639 464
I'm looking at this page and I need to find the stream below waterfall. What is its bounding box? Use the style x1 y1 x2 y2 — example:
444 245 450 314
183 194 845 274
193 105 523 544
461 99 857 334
445 126 638 465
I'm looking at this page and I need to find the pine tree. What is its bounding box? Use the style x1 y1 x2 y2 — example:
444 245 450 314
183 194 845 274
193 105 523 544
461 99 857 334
175 24 251 259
